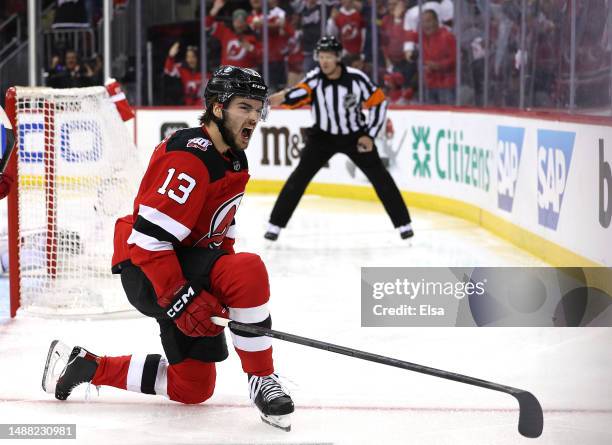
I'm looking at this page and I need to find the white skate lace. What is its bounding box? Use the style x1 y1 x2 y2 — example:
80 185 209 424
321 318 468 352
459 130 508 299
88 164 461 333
249 373 289 403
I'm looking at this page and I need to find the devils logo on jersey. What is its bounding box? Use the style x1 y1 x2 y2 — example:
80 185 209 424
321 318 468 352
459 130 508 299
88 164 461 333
341 23 358 41
196 193 243 248
227 40 247 61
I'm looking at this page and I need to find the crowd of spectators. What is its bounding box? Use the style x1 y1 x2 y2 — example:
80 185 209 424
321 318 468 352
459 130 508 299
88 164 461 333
33 0 612 110
161 0 461 106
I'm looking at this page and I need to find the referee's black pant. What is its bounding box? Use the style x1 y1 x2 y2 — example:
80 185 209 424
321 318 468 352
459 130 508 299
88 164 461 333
269 128 412 228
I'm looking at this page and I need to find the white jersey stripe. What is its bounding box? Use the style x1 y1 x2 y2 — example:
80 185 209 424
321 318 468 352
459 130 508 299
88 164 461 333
316 84 328 132
128 229 174 252
325 85 338 134
138 204 191 241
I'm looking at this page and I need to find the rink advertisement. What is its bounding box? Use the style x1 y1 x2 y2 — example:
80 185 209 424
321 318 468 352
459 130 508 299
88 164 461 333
361 267 612 327
134 108 612 267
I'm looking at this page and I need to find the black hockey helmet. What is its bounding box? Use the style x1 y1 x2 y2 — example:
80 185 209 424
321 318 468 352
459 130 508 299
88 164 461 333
204 65 269 120
314 35 343 60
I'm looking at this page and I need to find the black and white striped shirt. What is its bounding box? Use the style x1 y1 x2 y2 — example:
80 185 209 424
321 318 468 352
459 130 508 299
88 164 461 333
282 65 387 139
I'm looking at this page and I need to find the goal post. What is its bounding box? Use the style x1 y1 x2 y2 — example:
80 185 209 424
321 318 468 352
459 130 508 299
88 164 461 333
6 86 142 316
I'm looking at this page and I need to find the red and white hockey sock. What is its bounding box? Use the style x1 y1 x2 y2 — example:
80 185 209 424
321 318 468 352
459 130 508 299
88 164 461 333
228 303 274 376
91 354 168 396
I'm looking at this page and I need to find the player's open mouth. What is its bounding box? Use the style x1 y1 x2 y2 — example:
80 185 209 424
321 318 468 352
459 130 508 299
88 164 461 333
241 127 253 141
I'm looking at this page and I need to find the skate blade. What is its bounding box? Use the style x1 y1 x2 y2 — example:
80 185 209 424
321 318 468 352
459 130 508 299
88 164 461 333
42 340 71 394
260 414 291 432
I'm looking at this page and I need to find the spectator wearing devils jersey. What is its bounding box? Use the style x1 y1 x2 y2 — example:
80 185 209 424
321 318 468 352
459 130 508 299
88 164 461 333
164 42 203 106
329 0 365 56
42 66 295 432
247 0 292 91
206 0 261 70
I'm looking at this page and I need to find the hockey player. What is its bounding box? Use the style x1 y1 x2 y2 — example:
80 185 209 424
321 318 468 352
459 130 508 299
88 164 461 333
264 36 414 241
42 66 295 431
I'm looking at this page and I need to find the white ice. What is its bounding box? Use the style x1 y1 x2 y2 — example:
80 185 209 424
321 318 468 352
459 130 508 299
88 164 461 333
1 195 611 445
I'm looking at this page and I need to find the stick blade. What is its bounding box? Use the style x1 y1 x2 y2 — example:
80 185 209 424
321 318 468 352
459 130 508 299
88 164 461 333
514 390 543 438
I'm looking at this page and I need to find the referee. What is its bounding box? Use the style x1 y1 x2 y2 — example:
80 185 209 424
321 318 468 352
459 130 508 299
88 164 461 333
264 36 413 241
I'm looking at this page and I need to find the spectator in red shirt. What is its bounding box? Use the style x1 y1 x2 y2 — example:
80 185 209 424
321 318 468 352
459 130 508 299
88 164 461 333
206 0 262 70
329 0 365 57
381 0 417 87
286 14 305 86
247 0 292 91
164 42 203 106
420 9 456 105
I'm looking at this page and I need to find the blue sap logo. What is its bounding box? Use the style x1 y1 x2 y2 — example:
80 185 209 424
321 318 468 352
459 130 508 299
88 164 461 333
497 126 525 212
19 119 102 163
537 130 575 230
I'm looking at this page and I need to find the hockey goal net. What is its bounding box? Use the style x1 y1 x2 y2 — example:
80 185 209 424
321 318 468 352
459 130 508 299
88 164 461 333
6 86 141 316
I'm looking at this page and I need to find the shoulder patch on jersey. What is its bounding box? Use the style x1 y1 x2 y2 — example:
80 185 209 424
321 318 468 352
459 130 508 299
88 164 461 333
186 137 212 152
165 127 227 181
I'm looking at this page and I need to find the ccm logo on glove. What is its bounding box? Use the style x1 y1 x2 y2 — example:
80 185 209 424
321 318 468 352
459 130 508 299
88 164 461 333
167 285 197 319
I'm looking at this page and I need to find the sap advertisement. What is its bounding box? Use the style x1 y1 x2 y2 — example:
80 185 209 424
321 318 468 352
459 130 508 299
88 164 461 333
135 108 612 266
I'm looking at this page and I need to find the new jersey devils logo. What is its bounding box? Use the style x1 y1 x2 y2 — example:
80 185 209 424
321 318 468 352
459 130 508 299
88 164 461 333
341 23 358 41
227 40 247 61
197 193 243 248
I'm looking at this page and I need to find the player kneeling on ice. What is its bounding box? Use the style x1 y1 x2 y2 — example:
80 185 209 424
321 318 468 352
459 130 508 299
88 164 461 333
42 66 295 431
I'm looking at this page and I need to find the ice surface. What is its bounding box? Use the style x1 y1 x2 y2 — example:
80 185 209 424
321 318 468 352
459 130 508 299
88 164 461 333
1 195 611 444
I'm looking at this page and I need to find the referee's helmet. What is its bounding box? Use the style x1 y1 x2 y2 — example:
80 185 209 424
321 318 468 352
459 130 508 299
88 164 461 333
314 35 343 61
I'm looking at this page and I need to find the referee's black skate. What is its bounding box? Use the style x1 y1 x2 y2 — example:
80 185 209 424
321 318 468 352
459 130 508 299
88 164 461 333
398 224 414 240
42 340 100 400
248 373 294 431
264 224 281 241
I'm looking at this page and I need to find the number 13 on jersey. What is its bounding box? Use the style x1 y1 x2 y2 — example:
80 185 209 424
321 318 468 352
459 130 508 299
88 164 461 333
157 168 196 204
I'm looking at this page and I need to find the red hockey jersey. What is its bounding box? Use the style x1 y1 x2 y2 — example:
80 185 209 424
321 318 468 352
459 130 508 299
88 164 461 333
334 8 365 55
112 126 249 300
164 56 203 106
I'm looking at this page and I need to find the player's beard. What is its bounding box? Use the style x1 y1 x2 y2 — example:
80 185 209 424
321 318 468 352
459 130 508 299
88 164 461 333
213 112 249 151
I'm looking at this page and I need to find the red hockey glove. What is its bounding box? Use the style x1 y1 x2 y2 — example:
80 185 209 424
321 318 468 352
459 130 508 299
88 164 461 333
0 172 14 200
161 282 227 337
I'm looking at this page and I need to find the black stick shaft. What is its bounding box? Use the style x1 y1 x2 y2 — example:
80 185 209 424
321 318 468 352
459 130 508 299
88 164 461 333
230 321 517 395
227 320 543 438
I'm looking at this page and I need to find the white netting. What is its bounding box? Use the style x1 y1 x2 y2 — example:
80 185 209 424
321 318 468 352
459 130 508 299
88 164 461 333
12 86 141 315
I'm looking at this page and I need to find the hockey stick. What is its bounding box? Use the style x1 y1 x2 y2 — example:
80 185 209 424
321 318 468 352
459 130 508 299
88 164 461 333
0 105 17 174
211 317 543 438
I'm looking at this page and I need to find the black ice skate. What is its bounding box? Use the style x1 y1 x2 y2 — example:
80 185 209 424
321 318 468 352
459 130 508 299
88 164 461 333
398 224 414 240
400 228 414 239
264 231 279 241
264 224 281 241
42 340 99 400
248 373 294 431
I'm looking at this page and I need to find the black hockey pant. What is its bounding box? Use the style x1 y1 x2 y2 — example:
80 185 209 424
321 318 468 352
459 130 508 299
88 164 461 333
269 128 412 228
